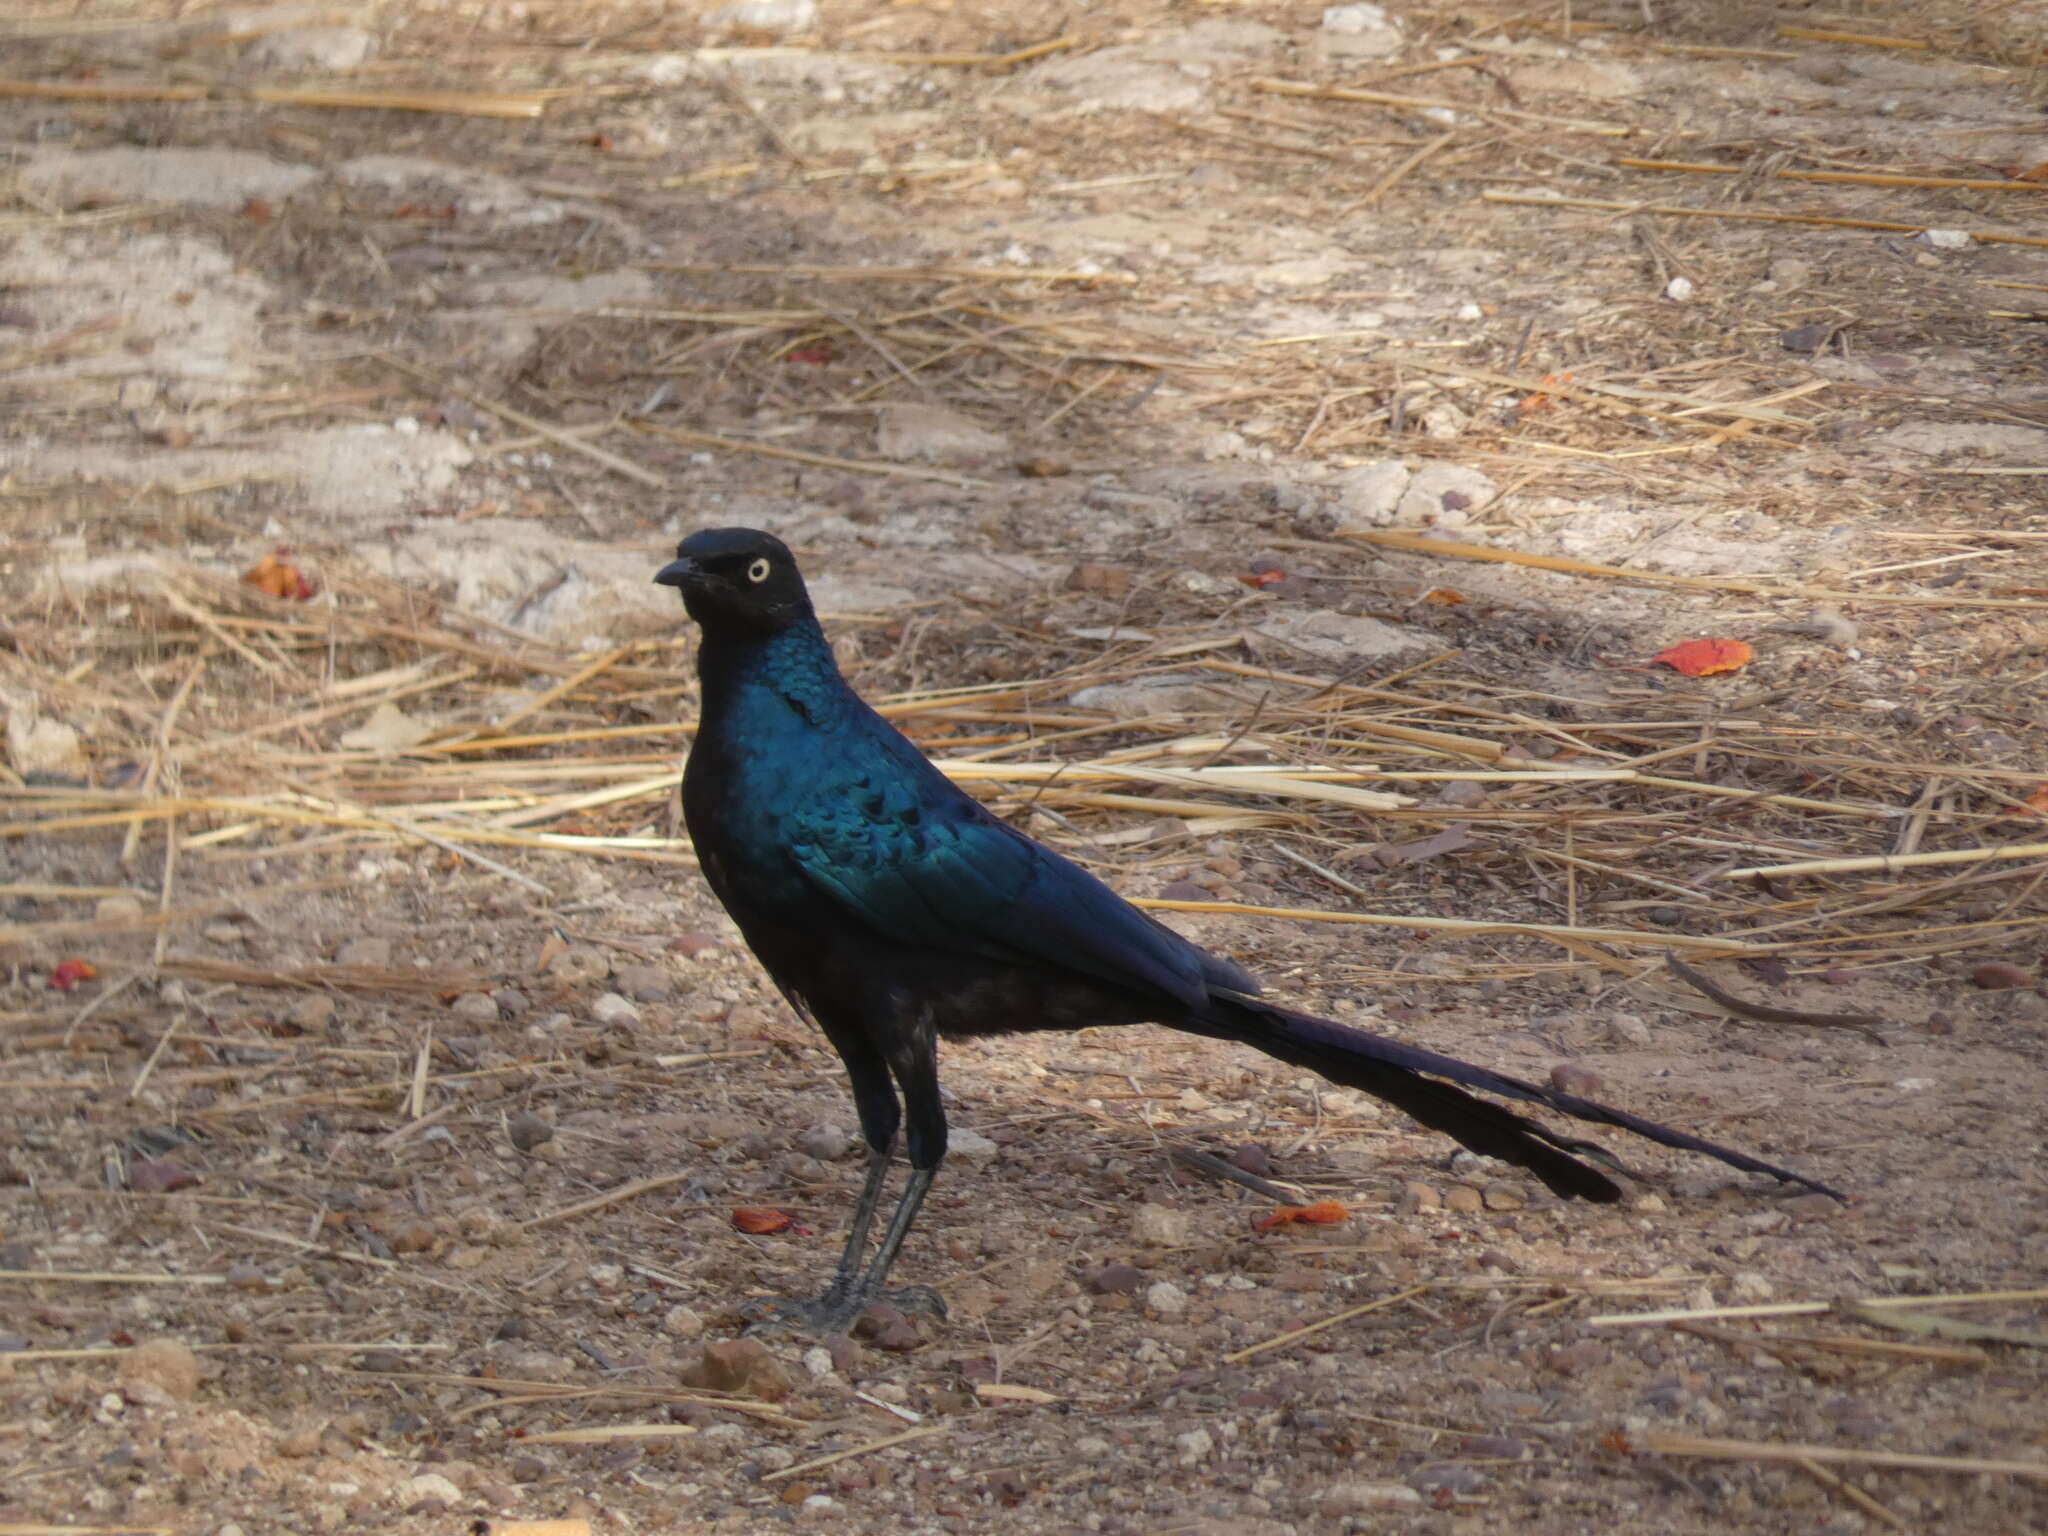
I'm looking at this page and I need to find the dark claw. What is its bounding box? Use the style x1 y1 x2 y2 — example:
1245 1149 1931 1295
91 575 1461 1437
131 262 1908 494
738 1285 947 1337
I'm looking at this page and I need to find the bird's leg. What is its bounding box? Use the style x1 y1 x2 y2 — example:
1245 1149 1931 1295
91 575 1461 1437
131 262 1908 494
818 1140 894 1309
830 1165 939 1321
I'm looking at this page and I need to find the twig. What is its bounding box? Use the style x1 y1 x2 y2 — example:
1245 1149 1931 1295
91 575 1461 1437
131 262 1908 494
519 1172 698 1232
1224 1283 1430 1362
1794 1457 1911 1530
1483 187 2048 251
1590 1288 2048 1327
761 1426 946 1482
1343 130 1458 212
1661 953 1885 1044
1726 843 2048 879
1617 156 2047 193
1630 1430 2048 1482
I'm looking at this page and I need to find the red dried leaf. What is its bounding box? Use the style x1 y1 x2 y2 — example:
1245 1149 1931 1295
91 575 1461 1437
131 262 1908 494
1240 569 1288 589
785 343 834 365
2023 784 2048 816
49 958 97 991
1517 370 1575 414
1421 587 1465 605
243 549 315 601
1652 637 1752 677
732 1206 795 1235
1254 1199 1349 1232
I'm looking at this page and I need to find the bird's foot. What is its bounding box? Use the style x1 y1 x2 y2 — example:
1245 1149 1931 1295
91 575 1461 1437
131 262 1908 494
738 1284 947 1337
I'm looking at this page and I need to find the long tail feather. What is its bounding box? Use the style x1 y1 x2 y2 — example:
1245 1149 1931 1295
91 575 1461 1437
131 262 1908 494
1192 995 1840 1202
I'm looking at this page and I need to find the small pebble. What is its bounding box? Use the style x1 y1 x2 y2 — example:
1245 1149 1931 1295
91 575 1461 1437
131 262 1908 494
448 992 498 1024
1729 1270 1775 1302
796 1122 855 1161
669 932 721 957
1131 1203 1190 1246
1549 1061 1603 1096
1665 276 1695 302
1230 1143 1274 1178
286 994 337 1035
1443 1185 1483 1215
1089 1263 1147 1295
662 1305 705 1339
1604 1013 1652 1047
613 963 670 1001
128 1157 198 1194
590 992 641 1027
1971 961 2031 990
1145 1280 1189 1318
226 1260 268 1292
1400 1181 1442 1213
506 1110 553 1153
948 1128 999 1166
1481 1182 1525 1212
95 894 146 924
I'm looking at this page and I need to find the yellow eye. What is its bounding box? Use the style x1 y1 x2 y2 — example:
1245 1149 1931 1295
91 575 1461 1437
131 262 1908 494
746 557 771 583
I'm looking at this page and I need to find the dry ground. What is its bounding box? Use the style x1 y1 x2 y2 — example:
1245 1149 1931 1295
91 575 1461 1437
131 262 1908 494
3 0 2047 1532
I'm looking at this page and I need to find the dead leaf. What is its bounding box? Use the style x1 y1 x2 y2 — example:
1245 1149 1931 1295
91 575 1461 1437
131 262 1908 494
1421 587 1465 605
732 1206 796 1235
1652 637 1753 677
1255 1199 1349 1231
242 549 315 601
49 957 98 990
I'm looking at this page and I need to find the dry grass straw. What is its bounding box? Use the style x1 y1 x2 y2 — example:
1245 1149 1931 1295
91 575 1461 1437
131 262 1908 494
7 503 2044 993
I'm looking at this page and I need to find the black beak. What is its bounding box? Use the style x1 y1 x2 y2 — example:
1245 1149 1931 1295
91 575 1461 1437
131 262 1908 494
654 557 698 589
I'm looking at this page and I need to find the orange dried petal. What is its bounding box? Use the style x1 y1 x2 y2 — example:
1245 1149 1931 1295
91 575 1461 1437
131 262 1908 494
732 1206 795 1235
1652 638 1753 677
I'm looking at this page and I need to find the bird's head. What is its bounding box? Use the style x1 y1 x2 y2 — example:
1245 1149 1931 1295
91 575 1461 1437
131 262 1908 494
655 527 814 635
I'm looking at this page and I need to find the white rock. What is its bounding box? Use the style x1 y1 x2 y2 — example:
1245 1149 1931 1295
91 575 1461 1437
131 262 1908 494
718 0 817 30
1322 3 1394 32
1920 228 1971 250
398 1473 463 1506
448 992 499 1024
1457 301 1484 321
1605 1013 1652 1047
1145 1280 1188 1317
1131 1203 1190 1246
1332 460 1411 524
1395 461 1497 526
1665 276 1696 302
1729 1271 1774 1302
796 1122 855 1162
948 1128 999 1166
591 992 641 1028
4 699 87 778
663 1305 706 1339
803 1346 835 1378
1322 1480 1425 1511
339 702 435 754
1175 1427 1214 1464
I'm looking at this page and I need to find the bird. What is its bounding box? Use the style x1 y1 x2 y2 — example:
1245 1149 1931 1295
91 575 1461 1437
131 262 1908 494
656 527 1837 1330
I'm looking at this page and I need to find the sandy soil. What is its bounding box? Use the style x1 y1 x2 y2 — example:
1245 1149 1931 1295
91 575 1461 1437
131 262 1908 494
4 1 2047 1533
